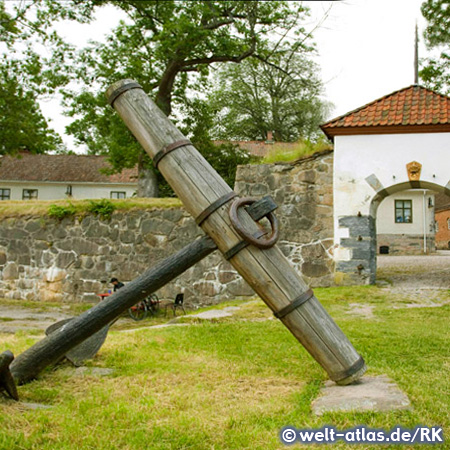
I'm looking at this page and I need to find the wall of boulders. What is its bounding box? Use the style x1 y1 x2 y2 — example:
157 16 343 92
0 209 252 306
0 151 335 305
234 150 335 287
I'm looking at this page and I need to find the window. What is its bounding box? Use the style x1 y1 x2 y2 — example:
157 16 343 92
447 218 450 230
110 191 126 199
395 200 412 223
22 189 38 200
0 188 10 200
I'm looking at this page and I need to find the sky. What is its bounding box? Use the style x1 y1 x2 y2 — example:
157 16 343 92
35 0 430 151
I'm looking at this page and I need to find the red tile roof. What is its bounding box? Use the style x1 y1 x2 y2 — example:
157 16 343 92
0 153 138 184
321 85 450 139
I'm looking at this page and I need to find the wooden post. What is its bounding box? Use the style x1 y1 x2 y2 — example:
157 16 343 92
9 236 217 386
106 80 367 385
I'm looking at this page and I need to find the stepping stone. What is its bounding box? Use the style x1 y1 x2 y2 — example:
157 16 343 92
71 367 114 377
19 402 53 411
187 306 241 320
312 375 411 415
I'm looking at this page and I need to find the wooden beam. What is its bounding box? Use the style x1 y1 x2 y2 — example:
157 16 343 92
106 80 366 385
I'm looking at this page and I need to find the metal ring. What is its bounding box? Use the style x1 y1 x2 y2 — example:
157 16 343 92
229 197 279 249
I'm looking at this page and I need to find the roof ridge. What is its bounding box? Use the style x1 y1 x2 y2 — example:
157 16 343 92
322 84 449 127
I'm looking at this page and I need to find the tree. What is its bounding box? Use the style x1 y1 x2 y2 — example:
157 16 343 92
0 0 66 154
208 46 329 142
52 0 313 195
420 0 450 93
0 68 63 155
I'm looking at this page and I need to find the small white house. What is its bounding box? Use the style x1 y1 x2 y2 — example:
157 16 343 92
0 152 138 200
321 85 450 284
376 189 436 254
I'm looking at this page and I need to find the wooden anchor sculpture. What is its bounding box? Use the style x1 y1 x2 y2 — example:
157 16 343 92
105 80 366 386
0 79 366 401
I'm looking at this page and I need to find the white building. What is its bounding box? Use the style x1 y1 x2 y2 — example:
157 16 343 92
321 85 450 284
376 189 436 254
0 153 138 200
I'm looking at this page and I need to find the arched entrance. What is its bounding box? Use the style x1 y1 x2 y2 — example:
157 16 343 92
369 181 449 282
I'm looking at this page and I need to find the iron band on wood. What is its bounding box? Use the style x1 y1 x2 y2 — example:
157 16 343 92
274 289 314 319
229 197 279 249
153 139 192 169
107 81 143 107
330 356 366 382
224 230 267 260
195 192 237 226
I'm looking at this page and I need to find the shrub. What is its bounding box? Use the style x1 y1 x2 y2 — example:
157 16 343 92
48 203 77 220
86 199 116 220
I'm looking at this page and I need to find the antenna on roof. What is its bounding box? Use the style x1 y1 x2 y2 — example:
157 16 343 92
414 22 419 85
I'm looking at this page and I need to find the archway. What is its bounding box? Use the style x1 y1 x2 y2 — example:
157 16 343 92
368 181 449 283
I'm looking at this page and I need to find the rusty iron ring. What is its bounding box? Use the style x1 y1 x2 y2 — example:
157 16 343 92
229 197 279 249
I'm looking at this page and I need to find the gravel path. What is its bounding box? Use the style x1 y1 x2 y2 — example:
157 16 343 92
377 251 450 289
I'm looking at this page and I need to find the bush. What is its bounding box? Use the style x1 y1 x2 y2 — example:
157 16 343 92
48 203 77 220
86 199 116 220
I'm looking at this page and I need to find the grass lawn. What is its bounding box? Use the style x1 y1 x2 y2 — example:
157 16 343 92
0 286 449 449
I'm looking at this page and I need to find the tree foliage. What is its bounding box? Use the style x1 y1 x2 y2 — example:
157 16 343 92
209 46 329 142
0 0 66 154
51 0 313 193
420 0 450 93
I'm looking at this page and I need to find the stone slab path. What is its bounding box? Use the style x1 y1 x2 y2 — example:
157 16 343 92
312 375 411 415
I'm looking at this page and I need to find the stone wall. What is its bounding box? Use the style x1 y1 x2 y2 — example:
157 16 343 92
0 209 251 306
234 150 335 287
377 233 435 254
0 151 335 305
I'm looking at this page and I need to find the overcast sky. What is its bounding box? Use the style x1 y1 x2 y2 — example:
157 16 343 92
35 0 430 151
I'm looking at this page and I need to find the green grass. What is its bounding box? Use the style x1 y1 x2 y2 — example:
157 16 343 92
0 198 183 218
260 139 332 164
0 286 449 450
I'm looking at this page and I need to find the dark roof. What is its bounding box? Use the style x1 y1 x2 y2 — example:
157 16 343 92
435 192 450 212
0 153 138 184
321 85 450 139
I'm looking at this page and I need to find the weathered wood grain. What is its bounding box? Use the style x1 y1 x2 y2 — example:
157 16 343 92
106 80 366 384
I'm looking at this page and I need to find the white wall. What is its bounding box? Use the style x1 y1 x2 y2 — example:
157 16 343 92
0 181 137 201
334 132 450 258
376 189 435 235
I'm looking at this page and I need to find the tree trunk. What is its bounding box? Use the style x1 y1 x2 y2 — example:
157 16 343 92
137 151 159 197
137 166 159 197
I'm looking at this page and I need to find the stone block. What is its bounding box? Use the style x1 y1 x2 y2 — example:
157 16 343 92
0 252 7 265
44 267 67 283
25 220 42 233
2 262 19 280
301 243 327 260
226 278 254 297
250 183 269 196
218 270 239 284
312 375 411 415
56 251 77 269
302 262 330 278
162 208 184 223
193 280 220 297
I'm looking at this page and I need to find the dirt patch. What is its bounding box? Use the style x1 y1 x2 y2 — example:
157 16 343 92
377 252 450 290
0 305 71 334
